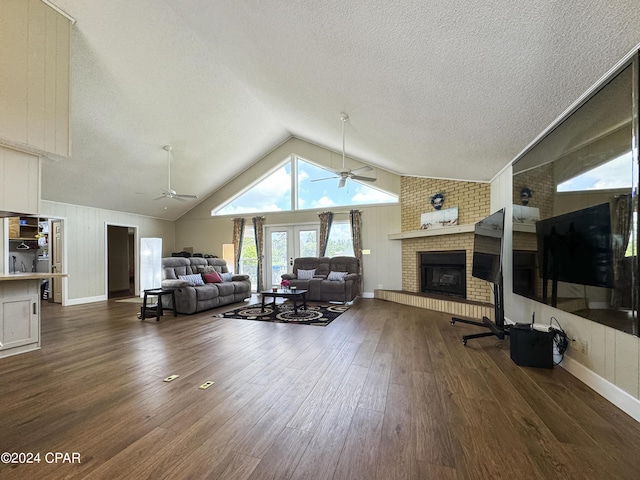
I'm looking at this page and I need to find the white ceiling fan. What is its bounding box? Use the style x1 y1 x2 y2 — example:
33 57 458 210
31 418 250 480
154 145 199 201
312 113 377 188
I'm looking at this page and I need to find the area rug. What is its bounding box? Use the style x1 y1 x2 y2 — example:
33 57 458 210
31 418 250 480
216 301 349 326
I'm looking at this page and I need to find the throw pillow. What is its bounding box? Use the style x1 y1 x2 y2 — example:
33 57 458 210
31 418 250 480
203 271 222 283
196 265 215 273
327 271 348 281
220 272 234 282
178 273 205 286
297 269 316 280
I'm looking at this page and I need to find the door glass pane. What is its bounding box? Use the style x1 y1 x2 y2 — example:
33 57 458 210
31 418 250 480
298 230 317 257
271 230 288 286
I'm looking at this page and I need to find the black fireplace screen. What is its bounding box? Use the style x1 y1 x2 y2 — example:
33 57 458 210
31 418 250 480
420 251 466 298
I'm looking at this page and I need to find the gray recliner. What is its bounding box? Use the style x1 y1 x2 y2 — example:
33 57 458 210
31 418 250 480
281 256 360 303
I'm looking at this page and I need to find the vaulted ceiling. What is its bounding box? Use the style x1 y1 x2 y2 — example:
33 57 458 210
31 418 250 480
43 0 640 220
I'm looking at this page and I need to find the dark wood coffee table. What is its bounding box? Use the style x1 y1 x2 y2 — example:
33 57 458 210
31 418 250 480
260 289 308 315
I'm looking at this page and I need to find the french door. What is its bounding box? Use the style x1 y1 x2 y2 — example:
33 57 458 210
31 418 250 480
265 225 318 288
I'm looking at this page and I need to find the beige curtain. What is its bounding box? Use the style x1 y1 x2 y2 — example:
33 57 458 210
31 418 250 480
350 209 363 295
232 217 245 274
318 211 334 257
611 194 632 308
253 216 265 292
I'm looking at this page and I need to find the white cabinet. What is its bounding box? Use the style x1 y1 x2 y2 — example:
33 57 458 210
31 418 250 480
0 280 40 358
0 146 40 215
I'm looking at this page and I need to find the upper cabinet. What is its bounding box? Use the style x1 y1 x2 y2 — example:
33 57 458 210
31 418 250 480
0 146 40 215
0 0 71 158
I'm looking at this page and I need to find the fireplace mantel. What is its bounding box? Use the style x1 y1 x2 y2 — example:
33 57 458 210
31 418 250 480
388 224 474 240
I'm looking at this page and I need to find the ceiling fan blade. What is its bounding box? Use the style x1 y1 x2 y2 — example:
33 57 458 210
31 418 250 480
351 175 377 182
338 177 347 188
350 165 372 175
311 176 337 182
157 146 198 200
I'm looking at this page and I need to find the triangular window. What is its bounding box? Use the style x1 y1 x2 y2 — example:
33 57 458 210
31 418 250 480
214 156 397 215
216 162 292 215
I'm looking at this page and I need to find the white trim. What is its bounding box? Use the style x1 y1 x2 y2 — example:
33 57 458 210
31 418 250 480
65 295 108 306
588 301 611 310
40 0 77 24
44 216 68 306
361 291 375 299
407 173 491 183
0 344 40 359
560 355 640 424
105 223 139 298
388 223 475 240
490 159 513 184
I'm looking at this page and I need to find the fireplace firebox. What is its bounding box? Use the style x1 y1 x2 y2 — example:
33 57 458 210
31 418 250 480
420 251 466 298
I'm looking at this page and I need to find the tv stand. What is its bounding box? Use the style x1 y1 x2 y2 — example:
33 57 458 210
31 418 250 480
451 275 509 345
450 315 509 345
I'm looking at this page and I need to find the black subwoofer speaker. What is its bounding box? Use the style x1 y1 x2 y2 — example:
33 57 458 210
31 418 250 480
510 324 553 368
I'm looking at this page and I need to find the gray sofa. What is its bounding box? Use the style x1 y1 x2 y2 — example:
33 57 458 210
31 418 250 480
281 256 360 303
161 257 251 314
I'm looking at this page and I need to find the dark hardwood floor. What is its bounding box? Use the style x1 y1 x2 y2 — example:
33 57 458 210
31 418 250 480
1 297 640 479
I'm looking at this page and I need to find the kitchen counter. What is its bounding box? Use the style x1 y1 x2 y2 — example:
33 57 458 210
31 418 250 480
0 272 68 358
0 272 67 281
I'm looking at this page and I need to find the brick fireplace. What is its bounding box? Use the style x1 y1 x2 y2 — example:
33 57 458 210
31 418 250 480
397 176 493 305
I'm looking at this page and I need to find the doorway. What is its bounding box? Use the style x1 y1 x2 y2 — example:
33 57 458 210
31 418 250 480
107 225 136 298
265 225 318 289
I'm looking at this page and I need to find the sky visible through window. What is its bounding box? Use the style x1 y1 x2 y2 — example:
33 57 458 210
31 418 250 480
557 152 632 192
216 157 397 215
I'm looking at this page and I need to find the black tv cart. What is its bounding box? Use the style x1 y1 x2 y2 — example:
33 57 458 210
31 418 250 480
451 274 509 345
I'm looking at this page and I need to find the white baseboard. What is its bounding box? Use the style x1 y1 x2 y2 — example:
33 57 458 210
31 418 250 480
588 301 610 310
65 295 107 306
361 291 375 299
0 343 40 359
560 355 640 424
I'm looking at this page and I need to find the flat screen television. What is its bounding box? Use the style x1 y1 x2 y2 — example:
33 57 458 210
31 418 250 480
535 203 614 288
472 209 505 285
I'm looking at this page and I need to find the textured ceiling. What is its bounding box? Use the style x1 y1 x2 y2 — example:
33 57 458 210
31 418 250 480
42 0 640 220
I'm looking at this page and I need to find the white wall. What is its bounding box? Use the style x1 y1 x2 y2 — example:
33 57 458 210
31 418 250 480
492 167 640 421
174 137 403 295
38 201 175 304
